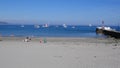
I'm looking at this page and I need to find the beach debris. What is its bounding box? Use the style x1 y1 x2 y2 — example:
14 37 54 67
54 56 63 58
114 44 117 46
94 56 97 58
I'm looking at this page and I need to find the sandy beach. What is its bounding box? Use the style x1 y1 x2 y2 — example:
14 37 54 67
0 37 120 68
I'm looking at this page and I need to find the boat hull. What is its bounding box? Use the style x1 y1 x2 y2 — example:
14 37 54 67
96 28 120 39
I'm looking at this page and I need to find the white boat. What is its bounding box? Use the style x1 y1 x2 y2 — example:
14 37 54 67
96 26 120 38
34 25 40 28
42 24 48 28
89 24 92 27
63 24 67 28
96 26 115 34
97 27 113 31
21 25 24 27
72 26 75 28
96 21 114 33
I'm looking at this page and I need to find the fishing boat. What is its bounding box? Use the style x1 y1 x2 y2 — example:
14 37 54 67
96 27 113 34
96 21 120 38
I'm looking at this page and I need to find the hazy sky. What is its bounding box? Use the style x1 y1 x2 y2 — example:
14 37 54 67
0 0 120 25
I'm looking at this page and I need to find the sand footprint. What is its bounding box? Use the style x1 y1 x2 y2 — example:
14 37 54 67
54 56 63 58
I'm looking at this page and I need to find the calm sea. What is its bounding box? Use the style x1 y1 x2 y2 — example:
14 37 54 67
0 25 119 38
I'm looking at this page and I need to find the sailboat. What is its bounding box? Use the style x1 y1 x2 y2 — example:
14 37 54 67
34 25 40 28
72 26 75 28
42 24 48 28
21 25 24 27
96 21 120 38
63 24 67 28
89 24 92 27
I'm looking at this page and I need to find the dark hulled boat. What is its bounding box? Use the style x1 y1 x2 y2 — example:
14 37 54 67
96 27 120 38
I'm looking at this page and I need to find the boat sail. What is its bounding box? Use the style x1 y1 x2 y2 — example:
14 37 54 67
63 24 67 28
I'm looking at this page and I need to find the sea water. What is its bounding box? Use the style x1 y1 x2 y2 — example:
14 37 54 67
0 25 119 38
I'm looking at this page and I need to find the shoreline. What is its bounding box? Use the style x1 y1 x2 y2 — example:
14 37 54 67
1 36 120 44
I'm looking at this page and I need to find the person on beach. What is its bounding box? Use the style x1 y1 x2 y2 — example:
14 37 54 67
40 39 42 43
0 34 2 41
24 37 31 42
43 38 47 43
39 38 47 43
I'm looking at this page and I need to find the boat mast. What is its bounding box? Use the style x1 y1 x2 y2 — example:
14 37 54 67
102 20 104 29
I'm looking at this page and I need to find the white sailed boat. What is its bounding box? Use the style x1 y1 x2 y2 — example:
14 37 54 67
72 26 75 28
63 24 67 28
89 24 92 27
21 25 24 27
42 24 48 28
34 25 40 28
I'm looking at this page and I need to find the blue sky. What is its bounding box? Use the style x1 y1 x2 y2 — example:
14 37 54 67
0 0 120 25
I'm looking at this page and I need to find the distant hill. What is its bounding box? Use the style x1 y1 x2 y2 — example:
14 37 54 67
0 21 8 25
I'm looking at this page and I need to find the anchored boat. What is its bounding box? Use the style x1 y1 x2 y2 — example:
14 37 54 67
96 21 120 38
